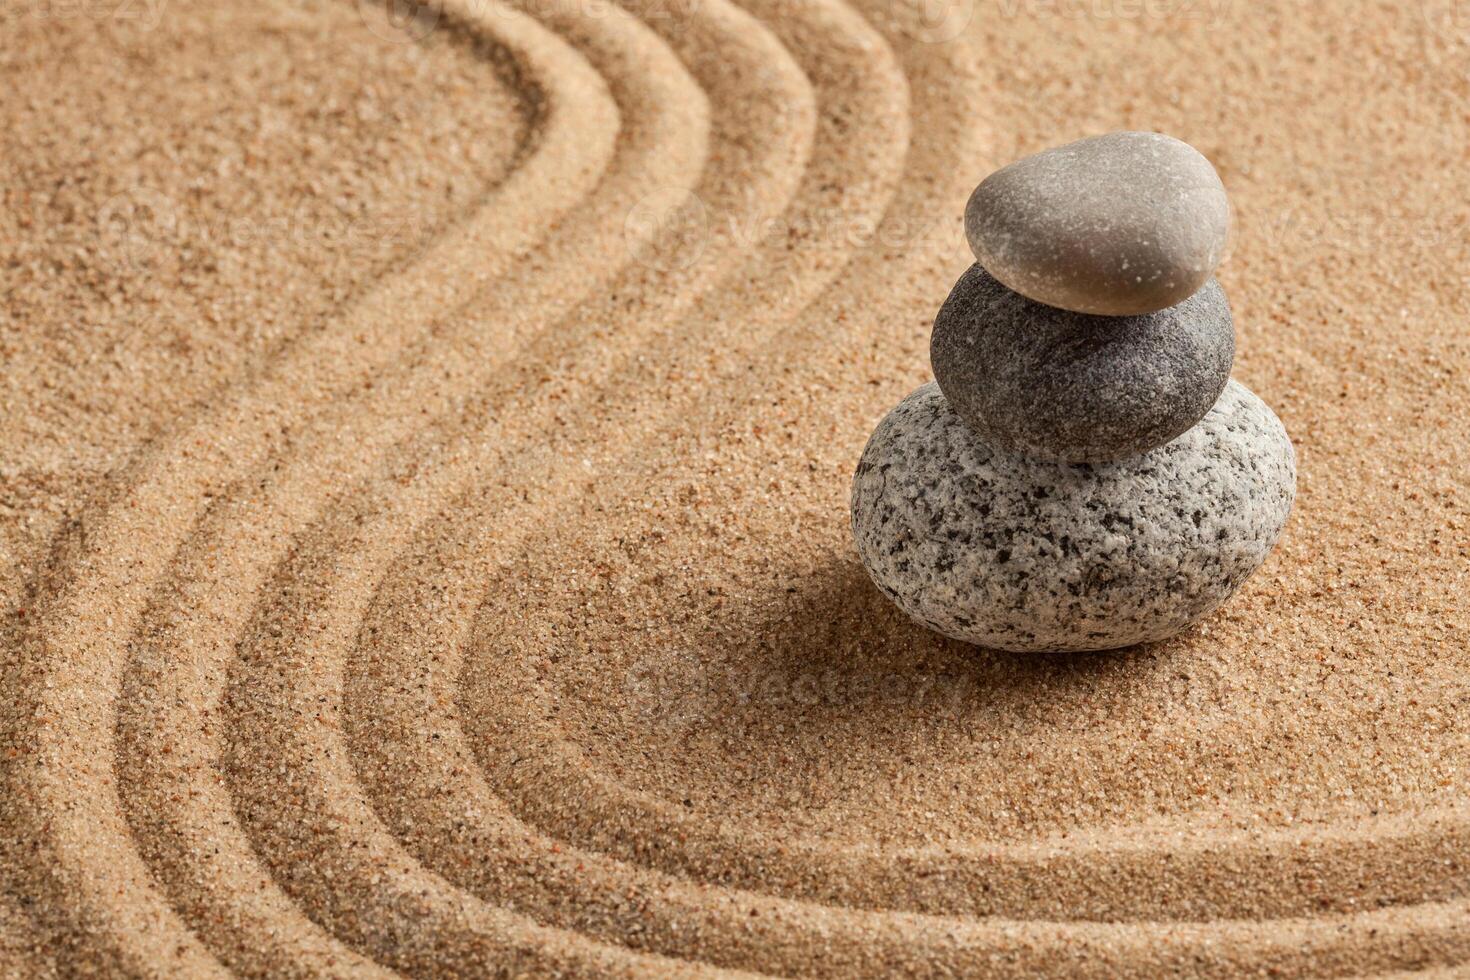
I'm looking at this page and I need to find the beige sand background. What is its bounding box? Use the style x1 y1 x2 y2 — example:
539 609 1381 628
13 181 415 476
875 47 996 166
1 0 1468 974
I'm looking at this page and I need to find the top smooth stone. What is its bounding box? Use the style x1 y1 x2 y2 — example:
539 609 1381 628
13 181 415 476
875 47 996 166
964 132 1230 316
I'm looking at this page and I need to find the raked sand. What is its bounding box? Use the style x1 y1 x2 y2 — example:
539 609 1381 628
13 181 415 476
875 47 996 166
1 0 1468 975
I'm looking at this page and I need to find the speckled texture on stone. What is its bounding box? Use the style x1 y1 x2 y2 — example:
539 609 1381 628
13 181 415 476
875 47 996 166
965 131 1230 316
851 380 1295 653
931 264 1234 463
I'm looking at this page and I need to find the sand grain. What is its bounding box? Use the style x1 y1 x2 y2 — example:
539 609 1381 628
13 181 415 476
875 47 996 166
2 0 1468 975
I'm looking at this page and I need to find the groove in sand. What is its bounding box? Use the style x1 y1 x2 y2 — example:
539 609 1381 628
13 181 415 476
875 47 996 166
3 0 1469 975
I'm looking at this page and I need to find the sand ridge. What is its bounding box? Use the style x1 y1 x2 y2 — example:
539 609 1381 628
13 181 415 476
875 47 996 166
2 0 1469 975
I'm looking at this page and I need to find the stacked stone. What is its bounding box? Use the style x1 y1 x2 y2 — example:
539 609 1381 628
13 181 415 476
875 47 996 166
851 132 1295 653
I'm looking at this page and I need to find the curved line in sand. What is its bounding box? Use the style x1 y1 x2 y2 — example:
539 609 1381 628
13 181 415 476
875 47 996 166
216 0 829 969
7 0 1470 974
298 0 1470 975
106 0 727 972
430 2 1470 970
426 0 1470 969
12 0 637 971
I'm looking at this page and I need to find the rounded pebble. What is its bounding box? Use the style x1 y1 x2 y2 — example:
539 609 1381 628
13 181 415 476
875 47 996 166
965 131 1230 316
850 380 1295 653
931 264 1234 463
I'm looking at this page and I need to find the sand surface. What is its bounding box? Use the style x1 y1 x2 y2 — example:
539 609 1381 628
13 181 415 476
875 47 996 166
2 0 1468 975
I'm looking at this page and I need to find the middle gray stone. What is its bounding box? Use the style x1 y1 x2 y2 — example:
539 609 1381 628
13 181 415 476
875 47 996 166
931 264 1234 463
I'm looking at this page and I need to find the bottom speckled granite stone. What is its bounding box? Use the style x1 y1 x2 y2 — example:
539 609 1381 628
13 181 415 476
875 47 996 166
850 379 1295 652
